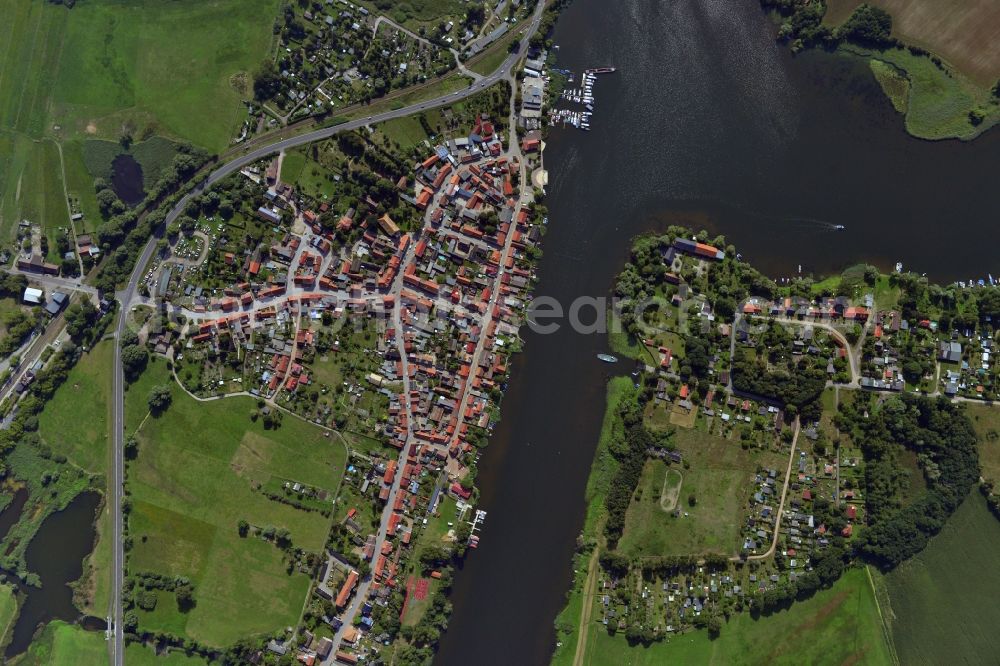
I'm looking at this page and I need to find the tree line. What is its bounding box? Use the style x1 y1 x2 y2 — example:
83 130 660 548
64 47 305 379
835 394 980 568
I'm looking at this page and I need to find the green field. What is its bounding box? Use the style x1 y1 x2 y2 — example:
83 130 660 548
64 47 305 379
14 621 107 666
617 429 775 558
39 340 113 476
125 640 210 666
126 358 345 646
0 583 16 647
964 403 1000 483
280 150 307 184
17 138 69 261
582 567 892 665
0 0 280 238
468 29 520 77
378 115 432 149
880 493 1000 665
61 139 101 233
45 0 279 151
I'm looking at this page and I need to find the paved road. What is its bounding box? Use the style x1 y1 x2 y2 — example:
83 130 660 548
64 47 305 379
107 2 547 663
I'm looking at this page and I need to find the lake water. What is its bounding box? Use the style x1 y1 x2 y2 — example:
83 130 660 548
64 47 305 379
435 1 1000 665
5 490 102 658
111 153 145 206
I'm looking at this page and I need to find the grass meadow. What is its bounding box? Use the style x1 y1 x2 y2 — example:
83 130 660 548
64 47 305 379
0 0 279 239
618 428 782 558
14 621 106 666
38 340 114 476
126 359 346 645
37 340 115 616
0 583 16 647
963 402 1000 483
582 567 892 666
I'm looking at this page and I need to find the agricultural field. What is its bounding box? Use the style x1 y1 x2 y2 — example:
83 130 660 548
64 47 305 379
15 138 70 262
880 494 1000 665
45 0 280 151
819 0 1000 139
826 0 1000 86
617 429 782 558
38 340 113 476
60 140 102 234
0 0 280 240
125 359 347 646
582 567 892 666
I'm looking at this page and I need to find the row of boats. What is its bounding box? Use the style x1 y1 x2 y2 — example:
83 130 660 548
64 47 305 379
551 67 616 131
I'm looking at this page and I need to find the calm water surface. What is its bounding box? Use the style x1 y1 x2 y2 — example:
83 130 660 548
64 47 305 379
111 153 145 206
5 491 102 657
436 0 1000 664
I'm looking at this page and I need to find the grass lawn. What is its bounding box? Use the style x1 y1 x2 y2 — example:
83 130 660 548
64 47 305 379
618 429 780 558
378 115 431 149
879 493 1000 665
126 359 345 646
14 620 107 666
280 150 307 184
583 567 892 665
38 340 113 476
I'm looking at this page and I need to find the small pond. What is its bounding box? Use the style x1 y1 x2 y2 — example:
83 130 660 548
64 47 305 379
5 491 102 658
111 153 145 206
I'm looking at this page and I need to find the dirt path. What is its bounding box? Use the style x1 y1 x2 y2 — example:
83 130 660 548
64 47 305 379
572 549 600 666
659 468 682 512
747 418 800 561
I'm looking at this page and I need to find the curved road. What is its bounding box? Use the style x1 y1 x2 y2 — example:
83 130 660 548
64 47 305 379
108 3 547 664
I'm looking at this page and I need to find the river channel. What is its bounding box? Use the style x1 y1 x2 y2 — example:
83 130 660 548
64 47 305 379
435 0 1000 664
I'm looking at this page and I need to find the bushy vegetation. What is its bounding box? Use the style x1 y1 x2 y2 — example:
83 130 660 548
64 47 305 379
764 1 893 51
